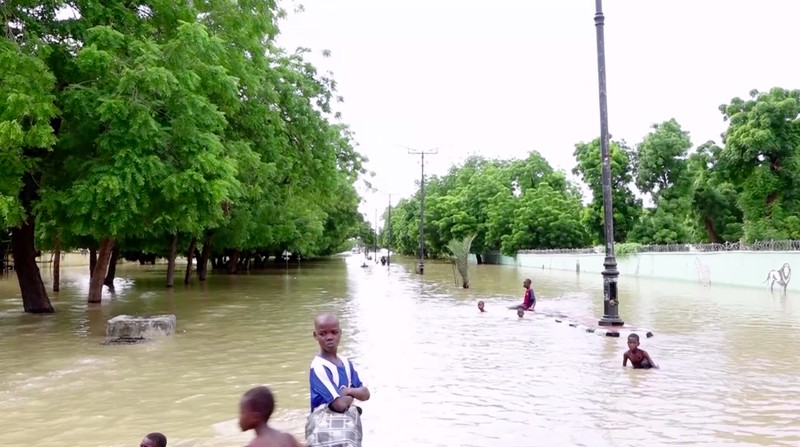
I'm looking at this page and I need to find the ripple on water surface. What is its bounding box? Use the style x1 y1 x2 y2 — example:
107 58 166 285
1 258 800 446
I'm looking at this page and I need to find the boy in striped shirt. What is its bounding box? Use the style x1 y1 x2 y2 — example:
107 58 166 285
309 313 371 413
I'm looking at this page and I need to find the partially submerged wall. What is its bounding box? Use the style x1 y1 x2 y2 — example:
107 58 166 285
472 250 798 292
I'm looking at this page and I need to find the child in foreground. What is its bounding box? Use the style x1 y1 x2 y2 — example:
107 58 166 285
307 313 370 446
623 333 658 369
516 307 525 318
477 301 485 312
239 386 303 447
309 313 370 413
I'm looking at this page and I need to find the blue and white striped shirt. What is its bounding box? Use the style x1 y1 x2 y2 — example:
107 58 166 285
309 355 363 411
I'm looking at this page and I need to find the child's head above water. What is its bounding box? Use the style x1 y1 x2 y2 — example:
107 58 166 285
517 307 525 318
477 301 485 312
239 386 276 431
627 333 640 350
140 433 167 447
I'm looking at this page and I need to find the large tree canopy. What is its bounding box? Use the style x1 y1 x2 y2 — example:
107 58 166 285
1 1 369 312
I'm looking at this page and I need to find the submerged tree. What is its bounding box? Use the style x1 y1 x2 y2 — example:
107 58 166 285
447 234 476 289
1 1 367 311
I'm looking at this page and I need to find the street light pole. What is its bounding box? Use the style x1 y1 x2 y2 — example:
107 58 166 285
407 147 438 275
594 0 624 327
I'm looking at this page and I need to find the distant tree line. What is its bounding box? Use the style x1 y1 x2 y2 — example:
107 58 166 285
382 88 800 259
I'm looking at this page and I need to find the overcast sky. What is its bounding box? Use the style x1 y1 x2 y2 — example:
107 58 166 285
276 0 800 229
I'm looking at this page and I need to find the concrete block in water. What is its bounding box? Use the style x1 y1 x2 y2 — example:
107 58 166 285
106 314 176 342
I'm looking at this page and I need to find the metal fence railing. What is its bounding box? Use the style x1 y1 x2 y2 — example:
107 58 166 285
516 240 800 255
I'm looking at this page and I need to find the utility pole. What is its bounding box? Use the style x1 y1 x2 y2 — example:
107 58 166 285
387 194 392 270
407 147 438 275
594 0 624 326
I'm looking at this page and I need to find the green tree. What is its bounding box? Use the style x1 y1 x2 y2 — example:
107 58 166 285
719 88 800 241
384 152 590 258
572 139 642 244
688 142 743 242
0 37 59 313
1 1 367 311
501 180 589 255
629 119 694 244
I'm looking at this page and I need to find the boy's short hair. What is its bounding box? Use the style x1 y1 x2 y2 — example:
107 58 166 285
628 333 640 342
244 386 276 421
145 433 167 447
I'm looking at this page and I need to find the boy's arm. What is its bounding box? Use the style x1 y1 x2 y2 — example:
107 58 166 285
329 395 355 412
344 386 370 401
644 351 658 369
311 366 354 412
342 362 371 402
622 352 628 367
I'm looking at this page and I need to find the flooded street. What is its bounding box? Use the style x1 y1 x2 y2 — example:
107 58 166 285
1 255 799 446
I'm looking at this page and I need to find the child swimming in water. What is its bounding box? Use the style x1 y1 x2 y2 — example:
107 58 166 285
477 301 485 312
623 333 658 369
516 307 524 318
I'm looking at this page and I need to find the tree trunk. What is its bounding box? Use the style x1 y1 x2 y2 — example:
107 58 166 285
89 247 97 278
198 235 211 281
476 254 483 265
104 243 119 288
228 249 240 274
166 234 178 288
88 237 115 304
184 237 197 284
11 183 54 313
704 217 722 244
53 235 61 292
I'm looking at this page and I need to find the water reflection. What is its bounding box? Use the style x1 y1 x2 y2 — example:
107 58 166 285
0 256 798 446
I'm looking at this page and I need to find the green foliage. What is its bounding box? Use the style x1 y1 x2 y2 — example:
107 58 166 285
447 234 475 288
4 0 796 281
687 142 743 242
718 88 800 241
383 154 591 257
1 0 366 265
572 139 642 243
385 87 800 255
627 119 695 244
0 38 59 226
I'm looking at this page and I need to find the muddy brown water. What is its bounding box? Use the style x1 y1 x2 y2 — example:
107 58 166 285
1 254 799 446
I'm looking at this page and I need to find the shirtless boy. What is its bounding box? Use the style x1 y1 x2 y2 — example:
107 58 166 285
623 333 658 369
239 386 303 447
477 301 485 312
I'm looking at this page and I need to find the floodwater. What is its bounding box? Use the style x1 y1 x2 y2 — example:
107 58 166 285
1 254 799 447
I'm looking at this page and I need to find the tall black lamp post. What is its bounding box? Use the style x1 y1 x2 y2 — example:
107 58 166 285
594 0 624 326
